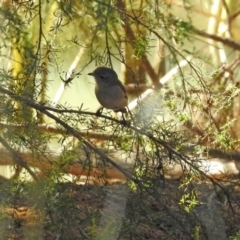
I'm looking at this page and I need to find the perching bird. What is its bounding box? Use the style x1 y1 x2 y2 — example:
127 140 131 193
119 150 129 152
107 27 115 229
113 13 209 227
88 67 128 115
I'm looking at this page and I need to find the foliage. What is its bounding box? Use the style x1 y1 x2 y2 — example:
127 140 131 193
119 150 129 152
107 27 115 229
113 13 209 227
0 0 240 239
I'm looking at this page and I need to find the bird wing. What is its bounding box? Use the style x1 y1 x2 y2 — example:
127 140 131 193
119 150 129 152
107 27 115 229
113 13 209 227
109 79 127 94
118 80 127 94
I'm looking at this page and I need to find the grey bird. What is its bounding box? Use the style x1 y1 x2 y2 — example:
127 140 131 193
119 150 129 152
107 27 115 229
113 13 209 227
88 67 128 115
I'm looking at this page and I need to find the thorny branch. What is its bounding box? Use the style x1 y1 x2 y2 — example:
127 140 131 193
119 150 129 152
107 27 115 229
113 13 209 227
0 85 237 185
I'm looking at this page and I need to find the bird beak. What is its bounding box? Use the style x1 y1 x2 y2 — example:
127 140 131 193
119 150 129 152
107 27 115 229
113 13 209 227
88 72 94 76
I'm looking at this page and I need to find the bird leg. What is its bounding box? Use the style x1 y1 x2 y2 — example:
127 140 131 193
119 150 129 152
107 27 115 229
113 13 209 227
119 108 132 126
126 106 133 120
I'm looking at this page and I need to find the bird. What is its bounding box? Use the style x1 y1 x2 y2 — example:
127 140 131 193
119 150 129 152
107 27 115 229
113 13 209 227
88 67 128 115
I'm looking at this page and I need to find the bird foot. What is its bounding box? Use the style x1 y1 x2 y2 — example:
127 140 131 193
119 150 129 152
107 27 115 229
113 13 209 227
120 119 131 126
96 108 103 116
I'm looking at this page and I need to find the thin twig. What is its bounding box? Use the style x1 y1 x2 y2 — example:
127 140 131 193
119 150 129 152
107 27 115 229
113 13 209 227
0 136 38 180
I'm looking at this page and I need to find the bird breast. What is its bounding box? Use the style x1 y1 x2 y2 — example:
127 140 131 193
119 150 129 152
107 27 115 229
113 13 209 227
95 85 128 111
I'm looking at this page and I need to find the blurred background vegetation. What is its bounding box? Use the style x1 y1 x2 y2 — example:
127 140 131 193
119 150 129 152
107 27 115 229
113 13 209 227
0 0 240 239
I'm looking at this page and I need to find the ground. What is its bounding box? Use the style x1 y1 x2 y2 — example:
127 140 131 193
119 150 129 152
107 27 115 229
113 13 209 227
1 178 240 240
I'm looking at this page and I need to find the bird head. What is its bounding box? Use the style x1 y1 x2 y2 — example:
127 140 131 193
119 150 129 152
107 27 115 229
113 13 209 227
88 67 118 85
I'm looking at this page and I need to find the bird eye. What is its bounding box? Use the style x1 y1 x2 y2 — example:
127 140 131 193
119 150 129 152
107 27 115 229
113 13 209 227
99 75 104 79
